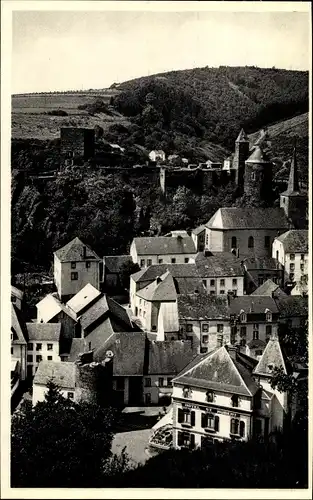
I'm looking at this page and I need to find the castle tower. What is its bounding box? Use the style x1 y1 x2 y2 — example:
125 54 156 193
233 129 250 192
280 143 307 229
244 146 273 204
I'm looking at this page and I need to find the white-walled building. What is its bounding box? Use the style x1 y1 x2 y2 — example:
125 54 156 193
272 229 308 292
54 237 101 301
130 236 197 268
32 361 77 405
149 150 166 163
26 323 61 377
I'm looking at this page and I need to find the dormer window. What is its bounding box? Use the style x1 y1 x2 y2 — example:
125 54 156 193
240 310 247 323
265 309 272 322
183 387 192 399
206 390 215 403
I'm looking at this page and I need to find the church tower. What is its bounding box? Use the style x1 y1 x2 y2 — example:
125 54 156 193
244 146 273 204
280 143 307 229
233 128 250 193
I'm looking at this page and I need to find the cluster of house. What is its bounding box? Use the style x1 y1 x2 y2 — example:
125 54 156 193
11 132 308 449
148 149 223 170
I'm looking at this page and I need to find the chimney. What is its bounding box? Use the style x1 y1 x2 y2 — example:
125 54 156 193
156 276 162 284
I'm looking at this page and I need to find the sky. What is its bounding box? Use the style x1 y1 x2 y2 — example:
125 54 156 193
12 8 310 94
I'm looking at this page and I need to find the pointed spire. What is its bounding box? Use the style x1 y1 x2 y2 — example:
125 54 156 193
287 139 300 193
236 128 249 143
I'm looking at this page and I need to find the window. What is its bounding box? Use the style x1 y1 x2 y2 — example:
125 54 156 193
231 395 239 407
178 431 195 448
71 262 76 269
264 236 270 248
116 378 125 391
89 342 91 350
86 261 91 269
71 272 78 281
220 290 225 294
206 235 209 245
240 338 246 347
145 378 151 387
184 258 189 263
202 323 209 333
276 250 279 261
231 236 237 249
186 324 193 333
210 279 215 287
301 254 305 261
11 347 14 355
47 356 53 361
47 344 53 351
230 328 237 345
36 355 42 363
289 273 295 281
265 310 272 322
167 378 173 387
266 325 272 341
158 259 163 264
67 392 74 399
217 324 224 333
183 387 192 398
202 335 209 344
300 264 304 272
202 279 207 288
251 172 256 180
253 324 259 330
143 310 146 318
289 263 295 272
217 335 223 347
232 290 237 297
220 279 225 287
147 259 152 266
28 343 33 351
290 254 295 261
186 336 193 342
248 236 254 248
253 330 259 340
200 347 208 354
210 290 216 296
159 377 164 387
36 343 42 351
145 393 151 404
232 278 237 287
230 418 239 435
140 259 145 267
206 391 215 403
240 326 247 336
27 354 33 362
255 350 263 356
139 309 141 316
171 258 176 264
178 409 195 427
151 325 157 332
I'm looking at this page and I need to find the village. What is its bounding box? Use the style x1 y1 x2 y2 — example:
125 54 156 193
11 124 308 461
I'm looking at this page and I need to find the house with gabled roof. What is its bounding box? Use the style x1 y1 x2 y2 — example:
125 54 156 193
26 323 61 377
54 237 101 301
204 207 289 258
130 235 197 268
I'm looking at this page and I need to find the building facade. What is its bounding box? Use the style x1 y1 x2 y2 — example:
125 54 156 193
26 323 61 377
130 236 197 268
272 230 308 291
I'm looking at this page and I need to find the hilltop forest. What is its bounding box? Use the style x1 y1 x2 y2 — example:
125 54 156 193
11 66 309 275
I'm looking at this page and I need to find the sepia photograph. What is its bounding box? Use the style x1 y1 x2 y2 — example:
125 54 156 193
1 0 311 496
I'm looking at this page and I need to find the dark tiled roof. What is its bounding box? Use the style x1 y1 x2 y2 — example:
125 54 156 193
11 304 27 344
251 279 280 296
132 236 196 256
247 339 266 349
253 338 288 377
93 332 146 376
80 295 133 333
175 277 206 294
174 347 258 397
275 230 308 253
26 323 61 342
107 296 134 329
33 361 76 389
177 294 229 320
80 295 109 331
274 296 308 318
68 338 87 362
243 257 283 271
104 255 133 274
195 253 244 277
229 296 279 315
54 237 100 262
206 208 289 230
137 272 177 301
147 340 196 375
192 225 206 235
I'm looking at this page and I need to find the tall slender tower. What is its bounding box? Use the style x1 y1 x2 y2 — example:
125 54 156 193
233 129 250 193
244 146 273 204
280 142 307 229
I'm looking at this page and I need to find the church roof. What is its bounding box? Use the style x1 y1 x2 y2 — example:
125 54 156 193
253 338 288 377
206 207 289 230
236 128 249 143
246 146 271 163
54 237 100 262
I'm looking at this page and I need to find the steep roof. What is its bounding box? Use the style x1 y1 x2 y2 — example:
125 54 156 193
281 145 302 196
229 296 279 315
67 283 101 315
173 346 258 397
106 296 134 330
54 237 100 262
103 255 132 273
11 285 24 299
36 294 62 322
11 304 27 344
192 225 206 236
243 256 283 271
26 323 61 342
206 208 289 230
177 294 229 320
253 338 288 377
274 296 308 318
275 230 308 253
246 146 271 163
33 361 76 389
147 340 196 375
80 295 109 332
93 332 146 376
132 236 196 256
79 294 134 334
251 279 280 296
195 253 244 277
236 128 249 143
137 271 177 302
68 338 87 362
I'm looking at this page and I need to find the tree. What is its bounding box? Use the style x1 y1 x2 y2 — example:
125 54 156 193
119 261 140 291
11 380 126 487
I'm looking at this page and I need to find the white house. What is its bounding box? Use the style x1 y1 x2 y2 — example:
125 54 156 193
26 323 61 377
130 235 197 267
32 361 77 405
272 229 308 293
149 150 166 163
